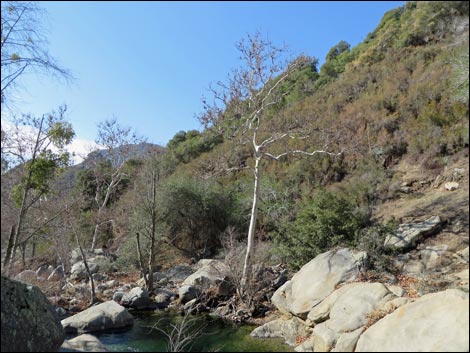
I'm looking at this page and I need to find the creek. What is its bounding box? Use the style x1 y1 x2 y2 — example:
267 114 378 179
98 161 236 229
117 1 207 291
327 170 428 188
89 310 293 352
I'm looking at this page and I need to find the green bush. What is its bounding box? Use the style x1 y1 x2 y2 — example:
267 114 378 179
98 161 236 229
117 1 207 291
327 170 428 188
273 189 368 270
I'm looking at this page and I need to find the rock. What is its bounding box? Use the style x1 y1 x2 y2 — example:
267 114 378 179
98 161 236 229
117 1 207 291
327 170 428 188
271 248 366 319
402 260 425 275
61 334 109 352
331 327 365 352
15 270 38 284
154 288 177 309
379 297 410 313
164 264 194 283
61 300 134 334
182 259 232 295
178 285 201 304
251 317 311 346
48 265 65 281
1 276 65 352
356 289 469 352
457 247 469 263
307 282 394 333
92 273 107 282
384 216 441 250
386 285 405 297
36 265 53 279
183 298 199 314
312 323 339 352
105 280 118 288
112 291 124 303
444 181 459 191
71 261 99 280
120 287 156 309
55 306 69 319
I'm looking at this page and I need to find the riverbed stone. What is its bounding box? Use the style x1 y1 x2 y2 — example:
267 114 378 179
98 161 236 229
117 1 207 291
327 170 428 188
61 300 134 334
1 276 65 352
250 317 311 346
61 333 109 352
120 287 156 309
355 289 469 352
271 248 366 319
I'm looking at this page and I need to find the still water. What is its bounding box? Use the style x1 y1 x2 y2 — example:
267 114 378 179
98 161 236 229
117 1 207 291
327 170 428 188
91 310 293 352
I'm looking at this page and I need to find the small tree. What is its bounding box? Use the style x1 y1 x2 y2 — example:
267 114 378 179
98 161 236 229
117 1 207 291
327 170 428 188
130 156 164 293
199 32 342 295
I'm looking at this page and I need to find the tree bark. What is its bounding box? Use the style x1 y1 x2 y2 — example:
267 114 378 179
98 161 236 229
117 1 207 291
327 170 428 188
2 225 15 273
241 156 261 294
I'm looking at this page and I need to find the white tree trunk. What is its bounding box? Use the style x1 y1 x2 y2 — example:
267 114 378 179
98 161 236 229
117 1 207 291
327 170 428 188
241 156 261 293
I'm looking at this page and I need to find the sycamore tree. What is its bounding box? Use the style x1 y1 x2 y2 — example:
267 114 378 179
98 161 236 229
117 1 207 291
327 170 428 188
1 105 74 273
199 32 343 296
87 118 144 252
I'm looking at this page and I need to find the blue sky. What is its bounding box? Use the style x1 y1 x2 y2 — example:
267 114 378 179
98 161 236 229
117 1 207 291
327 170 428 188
5 1 404 152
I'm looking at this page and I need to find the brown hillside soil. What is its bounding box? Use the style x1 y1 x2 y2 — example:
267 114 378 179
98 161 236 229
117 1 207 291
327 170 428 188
373 151 469 295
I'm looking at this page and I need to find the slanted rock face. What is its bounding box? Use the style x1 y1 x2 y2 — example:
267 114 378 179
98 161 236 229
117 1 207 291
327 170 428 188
384 216 441 250
355 289 469 352
61 300 134 334
271 248 366 319
1 276 65 352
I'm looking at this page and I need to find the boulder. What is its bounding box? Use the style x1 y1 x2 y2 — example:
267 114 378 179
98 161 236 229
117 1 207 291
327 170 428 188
71 261 99 281
120 287 156 309
384 216 441 250
251 317 311 346
331 327 364 352
182 259 232 295
178 285 201 304
1 276 65 352
48 265 65 281
154 288 177 309
14 270 38 284
271 248 366 319
164 264 194 283
61 333 109 352
356 289 469 352
112 291 124 303
307 282 395 332
61 300 134 334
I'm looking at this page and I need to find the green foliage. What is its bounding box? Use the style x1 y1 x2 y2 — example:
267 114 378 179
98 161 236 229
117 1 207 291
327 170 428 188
12 150 71 207
167 129 223 164
273 189 369 270
356 220 398 274
159 175 238 258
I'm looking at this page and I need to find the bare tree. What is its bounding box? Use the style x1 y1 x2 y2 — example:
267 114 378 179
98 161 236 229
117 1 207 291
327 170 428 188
199 32 342 295
1 1 72 104
88 118 144 252
1 106 74 274
131 156 164 293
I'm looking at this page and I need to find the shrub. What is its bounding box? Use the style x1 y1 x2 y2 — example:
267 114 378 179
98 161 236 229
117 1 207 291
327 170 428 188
273 189 368 270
